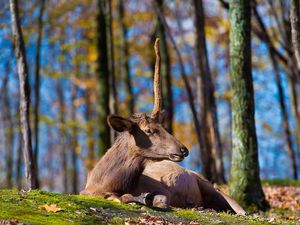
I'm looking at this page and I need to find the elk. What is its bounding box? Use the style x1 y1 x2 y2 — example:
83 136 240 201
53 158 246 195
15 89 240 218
80 39 189 206
82 38 245 214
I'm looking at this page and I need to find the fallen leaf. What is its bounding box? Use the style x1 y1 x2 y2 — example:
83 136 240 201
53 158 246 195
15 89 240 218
107 196 121 203
268 217 275 223
39 204 62 213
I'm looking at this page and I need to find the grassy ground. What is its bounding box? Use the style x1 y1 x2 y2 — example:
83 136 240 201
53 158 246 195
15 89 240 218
262 179 300 186
0 188 300 225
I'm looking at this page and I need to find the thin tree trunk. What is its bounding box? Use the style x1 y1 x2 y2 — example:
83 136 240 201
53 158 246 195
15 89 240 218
253 1 298 179
33 0 45 189
69 38 79 193
118 0 134 115
85 67 96 171
284 3 300 160
219 0 289 66
290 75 300 164
228 0 269 210
154 0 173 134
9 0 37 189
107 0 118 143
97 0 111 156
152 1 213 180
270 55 298 179
46 125 54 191
56 81 68 193
85 104 95 171
1 72 14 188
16 129 23 189
70 84 78 194
290 0 300 70
193 0 225 183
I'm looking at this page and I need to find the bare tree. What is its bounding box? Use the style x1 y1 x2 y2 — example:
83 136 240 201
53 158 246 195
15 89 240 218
84 65 96 171
107 0 118 142
1 63 14 188
16 130 23 189
290 0 300 70
193 0 225 183
253 4 298 179
97 0 111 156
9 0 37 189
33 0 45 189
70 84 78 194
152 1 215 181
153 0 173 133
56 80 68 193
117 0 134 115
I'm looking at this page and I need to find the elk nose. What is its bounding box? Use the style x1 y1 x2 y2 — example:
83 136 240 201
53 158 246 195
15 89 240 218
180 147 189 157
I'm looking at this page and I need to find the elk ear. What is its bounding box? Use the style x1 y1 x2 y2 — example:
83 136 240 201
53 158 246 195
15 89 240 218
107 115 135 132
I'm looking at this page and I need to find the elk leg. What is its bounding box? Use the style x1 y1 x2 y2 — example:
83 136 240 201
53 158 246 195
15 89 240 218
120 192 154 206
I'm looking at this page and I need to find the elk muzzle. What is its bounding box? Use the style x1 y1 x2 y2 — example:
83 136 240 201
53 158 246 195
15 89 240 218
168 147 189 162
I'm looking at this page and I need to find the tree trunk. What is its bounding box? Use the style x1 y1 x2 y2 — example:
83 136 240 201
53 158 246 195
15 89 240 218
153 1 213 180
56 81 68 193
118 0 134 115
290 0 300 70
284 2 300 164
46 125 54 191
107 0 118 143
289 80 300 160
1 72 14 188
270 54 298 179
70 84 78 194
33 0 45 189
253 1 298 180
154 0 173 134
85 66 96 171
9 0 37 189
16 130 23 189
219 0 289 66
97 0 111 157
253 1 300 178
228 0 269 210
193 0 225 183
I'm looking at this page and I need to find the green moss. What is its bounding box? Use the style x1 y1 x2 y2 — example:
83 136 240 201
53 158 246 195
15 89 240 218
0 189 141 225
262 179 300 186
0 189 298 225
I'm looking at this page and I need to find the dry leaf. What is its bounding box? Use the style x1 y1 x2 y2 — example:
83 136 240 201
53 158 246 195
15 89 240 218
39 204 62 213
107 196 121 203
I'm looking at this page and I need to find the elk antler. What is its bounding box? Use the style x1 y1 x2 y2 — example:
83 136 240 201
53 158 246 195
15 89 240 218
151 38 162 118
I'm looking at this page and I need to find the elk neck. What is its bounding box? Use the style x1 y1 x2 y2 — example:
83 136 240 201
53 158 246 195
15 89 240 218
97 132 147 193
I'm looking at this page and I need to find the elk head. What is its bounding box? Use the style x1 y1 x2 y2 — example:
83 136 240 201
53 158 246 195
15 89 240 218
107 38 189 162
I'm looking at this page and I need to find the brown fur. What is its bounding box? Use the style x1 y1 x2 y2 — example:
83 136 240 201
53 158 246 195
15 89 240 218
131 161 246 215
80 113 188 200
